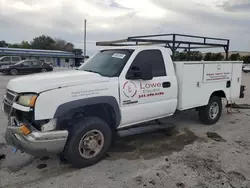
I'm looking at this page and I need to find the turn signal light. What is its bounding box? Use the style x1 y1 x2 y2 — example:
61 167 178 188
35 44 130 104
29 96 38 107
20 125 31 135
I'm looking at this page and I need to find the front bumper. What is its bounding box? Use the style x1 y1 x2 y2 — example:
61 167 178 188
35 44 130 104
0 68 9 72
5 124 68 156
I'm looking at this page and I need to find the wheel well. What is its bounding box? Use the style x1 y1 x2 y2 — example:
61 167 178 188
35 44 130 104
83 104 116 129
57 104 117 131
211 90 226 98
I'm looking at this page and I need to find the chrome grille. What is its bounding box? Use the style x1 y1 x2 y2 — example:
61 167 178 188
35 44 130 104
2 90 18 116
3 101 12 115
6 91 16 101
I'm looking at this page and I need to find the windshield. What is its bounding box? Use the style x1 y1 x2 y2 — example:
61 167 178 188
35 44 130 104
78 50 133 77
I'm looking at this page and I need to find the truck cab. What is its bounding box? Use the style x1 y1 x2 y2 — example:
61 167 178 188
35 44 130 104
2 46 243 168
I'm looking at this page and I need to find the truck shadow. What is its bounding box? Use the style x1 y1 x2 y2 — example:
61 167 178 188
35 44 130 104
108 126 199 160
0 124 199 188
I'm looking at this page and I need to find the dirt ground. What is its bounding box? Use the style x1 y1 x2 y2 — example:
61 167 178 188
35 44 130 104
0 72 250 188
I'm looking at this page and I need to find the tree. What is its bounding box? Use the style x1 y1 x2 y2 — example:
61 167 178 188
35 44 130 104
64 42 74 52
241 56 250 64
8 41 31 49
173 51 184 61
211 53 224 61
2 35 78 53
54 39 74 51
8 43 22 48
188 51 203 61
230 53 241 61
0 40 8 47
204 53 212 61
31 35 55 50
174 50 202 61
21 41 31 49
204 52 224 61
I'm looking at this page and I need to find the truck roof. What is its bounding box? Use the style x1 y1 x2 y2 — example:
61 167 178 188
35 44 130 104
100 46 166 51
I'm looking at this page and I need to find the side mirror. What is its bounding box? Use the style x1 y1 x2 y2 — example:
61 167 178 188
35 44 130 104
126 66 141 80
126 64 153 80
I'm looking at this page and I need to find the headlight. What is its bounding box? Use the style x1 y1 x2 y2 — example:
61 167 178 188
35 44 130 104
17 94 38 107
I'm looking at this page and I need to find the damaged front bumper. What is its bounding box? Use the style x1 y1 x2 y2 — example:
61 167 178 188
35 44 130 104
5 119 68 156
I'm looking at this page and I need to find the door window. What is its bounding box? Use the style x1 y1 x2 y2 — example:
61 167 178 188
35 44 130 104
12 57 20 62
32 61 41 66
22 61 31 66
129 50 166 77
1 57 11 62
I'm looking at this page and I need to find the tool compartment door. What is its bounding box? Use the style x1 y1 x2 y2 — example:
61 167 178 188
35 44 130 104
230 63 243 100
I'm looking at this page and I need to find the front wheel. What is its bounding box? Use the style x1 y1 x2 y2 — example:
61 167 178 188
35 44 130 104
9 69 18 75
63 117 112 168
198 96 222 125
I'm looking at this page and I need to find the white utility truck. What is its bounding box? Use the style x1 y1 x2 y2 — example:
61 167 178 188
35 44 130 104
3 46 244 167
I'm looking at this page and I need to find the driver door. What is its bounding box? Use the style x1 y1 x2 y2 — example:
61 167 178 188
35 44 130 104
32 60 43 72
18 61 32 73
118 49 177 128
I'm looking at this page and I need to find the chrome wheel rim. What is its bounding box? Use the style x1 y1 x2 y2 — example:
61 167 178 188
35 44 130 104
78 130 104 159
10 69 17 75
209 102 219 119
41 69 47 72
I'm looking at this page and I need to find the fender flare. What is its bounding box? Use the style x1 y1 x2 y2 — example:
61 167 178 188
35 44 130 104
207 90 227 104
54 96 121 127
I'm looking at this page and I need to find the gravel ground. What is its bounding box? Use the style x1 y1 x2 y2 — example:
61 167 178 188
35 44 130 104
0 71 250 188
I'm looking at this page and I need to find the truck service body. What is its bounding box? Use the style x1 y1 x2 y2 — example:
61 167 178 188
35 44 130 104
2 46 243 167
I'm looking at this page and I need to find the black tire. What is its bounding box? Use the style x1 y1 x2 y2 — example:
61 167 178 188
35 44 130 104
9 69 18 75
41 68 47 72
63 117 112 168
198 96 222 125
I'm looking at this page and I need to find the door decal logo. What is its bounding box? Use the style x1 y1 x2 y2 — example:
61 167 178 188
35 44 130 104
123 81 137 98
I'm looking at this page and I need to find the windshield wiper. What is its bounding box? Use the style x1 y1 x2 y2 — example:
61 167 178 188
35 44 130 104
84 69 104 76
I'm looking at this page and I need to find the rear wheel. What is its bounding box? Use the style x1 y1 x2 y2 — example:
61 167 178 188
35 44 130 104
9 69 18 75
198 96 222 125
63 117 112 168
41 68 47 72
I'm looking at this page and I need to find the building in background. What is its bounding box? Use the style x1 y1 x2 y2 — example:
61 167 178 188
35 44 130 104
0 47 85 67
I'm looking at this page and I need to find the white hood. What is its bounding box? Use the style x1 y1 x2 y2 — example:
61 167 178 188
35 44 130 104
7 70 109 93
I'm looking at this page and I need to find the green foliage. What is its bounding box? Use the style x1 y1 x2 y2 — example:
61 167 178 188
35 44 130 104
30 35 55 50
8 43 22 48
1 35 76 52
204 52 224 61
230 53 241 61
54 38 74 51
0 40 8 47
174 51 202 61
241 56 250 64
21 41 31 49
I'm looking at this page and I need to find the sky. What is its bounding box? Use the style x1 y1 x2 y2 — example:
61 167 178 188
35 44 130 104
0 0 250 55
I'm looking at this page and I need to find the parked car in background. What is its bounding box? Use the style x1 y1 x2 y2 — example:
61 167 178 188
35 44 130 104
0 59 53 75
0 56 22 67
242 65 250 73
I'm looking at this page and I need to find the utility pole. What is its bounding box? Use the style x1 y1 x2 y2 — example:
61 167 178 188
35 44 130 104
84 19 87 62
